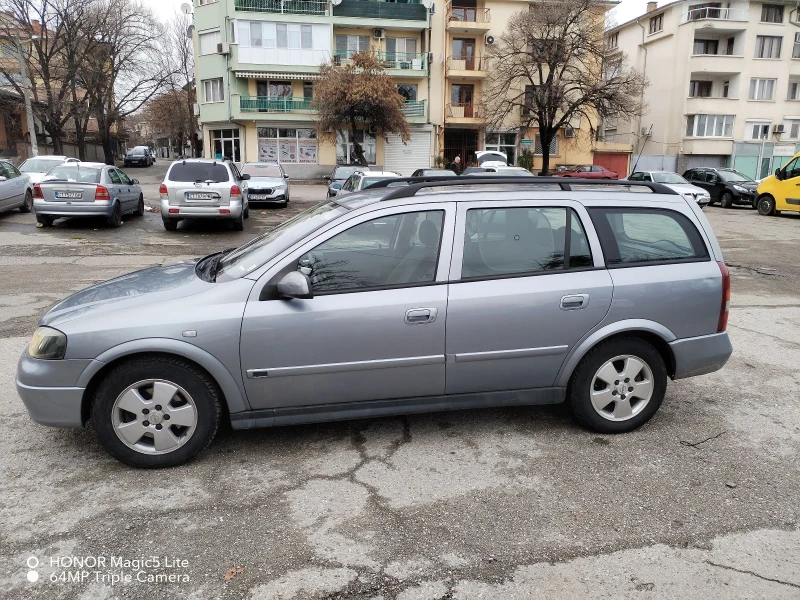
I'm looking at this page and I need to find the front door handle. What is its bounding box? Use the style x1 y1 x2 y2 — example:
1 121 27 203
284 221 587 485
405 308 437 324
560 294 589 310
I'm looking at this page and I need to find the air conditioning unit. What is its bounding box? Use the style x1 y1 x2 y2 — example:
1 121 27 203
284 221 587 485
485 35 496 45
373 28 386 40
564 125 576 138
427 52 434 64
217 42 230 55
774 124 785 134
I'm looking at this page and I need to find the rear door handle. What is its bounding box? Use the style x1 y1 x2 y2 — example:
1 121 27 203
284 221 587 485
560 294 589 310
405 308 437 324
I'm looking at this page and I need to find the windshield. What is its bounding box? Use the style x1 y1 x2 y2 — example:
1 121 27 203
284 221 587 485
20 158 65 173
718 170 754 183
44 165 102 183
128 148 146 155
362 176 395 188
332 166 365 180
652 172 688 184
242 164 282 178
216 201 348 281
169 163 229 183
496 168 534 176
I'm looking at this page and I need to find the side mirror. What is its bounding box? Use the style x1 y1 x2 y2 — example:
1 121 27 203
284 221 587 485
775 168 783 181
284 173 289 179
241 173 251 180
332 183 342 190
277 271 313 299
131 179 139 184
324 175 330 181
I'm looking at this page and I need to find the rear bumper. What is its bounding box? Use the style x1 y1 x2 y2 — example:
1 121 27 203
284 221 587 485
161 200 244 219
669 332 732 379
34 199 114 217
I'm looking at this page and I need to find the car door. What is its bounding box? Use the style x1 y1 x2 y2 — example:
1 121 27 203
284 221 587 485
774 156 800 211
106 168 125 208
445 200 613 394
239 203 456 409
0 162 18 209
116 168 137 208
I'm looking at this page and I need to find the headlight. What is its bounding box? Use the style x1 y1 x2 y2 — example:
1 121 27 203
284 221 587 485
733 185 748 193
28 326 67 359
274 183 286 190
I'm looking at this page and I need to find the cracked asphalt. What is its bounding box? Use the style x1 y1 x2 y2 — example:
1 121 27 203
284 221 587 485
1 163 799 599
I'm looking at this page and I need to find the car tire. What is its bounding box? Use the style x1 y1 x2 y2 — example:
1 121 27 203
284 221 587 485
757 195 776 216
243 204 250 219
720 191 734 209
91 356 222 468
162 218 178 231
20 190 33 213
133 195 145 216
232 211 244 231
567 337 667 434
36 214 54 227
107 202 122 227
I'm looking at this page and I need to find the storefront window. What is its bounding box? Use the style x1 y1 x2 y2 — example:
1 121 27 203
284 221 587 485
336 130 376 164
258 127 317 163
486 132 516 166
211 128 241 162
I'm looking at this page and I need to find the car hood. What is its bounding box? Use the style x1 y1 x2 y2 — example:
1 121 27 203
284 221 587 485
736 181 758 191
664 183 709 195
248 176 285 187
41 260 212 328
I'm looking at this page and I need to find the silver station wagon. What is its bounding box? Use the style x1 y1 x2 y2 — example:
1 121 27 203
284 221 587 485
17 178 733 468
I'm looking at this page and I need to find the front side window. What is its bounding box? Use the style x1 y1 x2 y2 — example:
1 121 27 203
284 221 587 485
461 208 592 279
749 78 776 100
298 211 444 293
755 35 782 58
203 78 224 103
108 169 121 184
589 208 708 266
784 157 800 179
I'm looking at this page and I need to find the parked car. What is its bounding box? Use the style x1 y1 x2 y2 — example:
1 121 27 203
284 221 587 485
411 168 457 177
755 151 800 216
241 162 290 206
682 168 757 208
336 170 402 196
627 171 710 207
16 177 732 468
159 159 250 231
327 165 370 197
464 166 535 177
33 162 144 228
555 165 619 179
124 146 154 168
19 155 80 184
474 150 508 168
0 159 33 214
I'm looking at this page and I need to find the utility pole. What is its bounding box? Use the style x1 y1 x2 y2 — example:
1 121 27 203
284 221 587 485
14 37 38 157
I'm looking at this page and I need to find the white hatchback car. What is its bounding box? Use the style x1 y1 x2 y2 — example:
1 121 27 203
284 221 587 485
336 170 402 196
627 171 710 207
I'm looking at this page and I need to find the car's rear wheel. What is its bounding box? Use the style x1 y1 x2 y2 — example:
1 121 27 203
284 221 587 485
107 202 122 227
243 204 249 219
757 195 776 216
232 211 244 231
36 214 54 227
162 218 178 231
567 337 667 433
720 191 734 209
20 190 33 213
92 357 221 468
133 195 145 216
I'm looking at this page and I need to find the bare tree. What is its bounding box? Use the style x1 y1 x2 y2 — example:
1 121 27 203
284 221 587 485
314 52 409 166
484 0 646 175
143 89 193 154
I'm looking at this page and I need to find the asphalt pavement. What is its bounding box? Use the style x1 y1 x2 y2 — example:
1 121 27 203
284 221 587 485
0 163 798 599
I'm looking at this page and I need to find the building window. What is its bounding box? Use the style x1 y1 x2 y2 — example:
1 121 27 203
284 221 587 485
534 134 558 155
755 35 782 58
693 39 718 55
198 0 217 5
687 2 721 20
786 120 800 139
257 128 317 164
689 80 712 97
760 4 783 23
301 25 312 49
486 132 517 165
608 32 618 49
794 33 800 59
789 81 800 100
747 122 771 140
397 84 418 101
649 13 663 34
335 35 370 59
198 30 221 55
203 78 224 103
336 130 376 164
685 114 734 137
210 129 240 162
303 81 313 100
386 37 418 63
749 78 776 100
722 80 729 97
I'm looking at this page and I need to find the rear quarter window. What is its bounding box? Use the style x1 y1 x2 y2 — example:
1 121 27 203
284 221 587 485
168 163 230 183
588 208 709 266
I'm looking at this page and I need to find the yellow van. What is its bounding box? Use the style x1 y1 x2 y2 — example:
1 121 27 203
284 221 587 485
756 152 800 216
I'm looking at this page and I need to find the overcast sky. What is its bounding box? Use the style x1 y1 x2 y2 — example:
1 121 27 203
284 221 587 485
140 0 652 32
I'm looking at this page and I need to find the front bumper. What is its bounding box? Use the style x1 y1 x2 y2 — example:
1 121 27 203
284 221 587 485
16 351 93 427
161 200 244 219
34 199 115 218
669 332 732 379
247 192 286 203
733 192 756 205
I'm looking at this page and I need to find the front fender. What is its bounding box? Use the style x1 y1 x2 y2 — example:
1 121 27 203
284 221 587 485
554 319 677 388
76 338 250 413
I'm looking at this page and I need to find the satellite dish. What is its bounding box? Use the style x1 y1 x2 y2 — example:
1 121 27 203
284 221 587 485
421 0 433 7
331 0 342 5
181 2 192 14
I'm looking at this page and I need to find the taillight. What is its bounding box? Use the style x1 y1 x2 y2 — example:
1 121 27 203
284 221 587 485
717 261 730 332
95 186 110 201
230 184 241 197
159 183 168 199
33 184 43 199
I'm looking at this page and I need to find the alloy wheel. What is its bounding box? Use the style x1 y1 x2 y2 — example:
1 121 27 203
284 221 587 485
590 355 654 421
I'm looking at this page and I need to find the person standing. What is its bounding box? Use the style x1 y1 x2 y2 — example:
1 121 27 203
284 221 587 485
448 155 462 175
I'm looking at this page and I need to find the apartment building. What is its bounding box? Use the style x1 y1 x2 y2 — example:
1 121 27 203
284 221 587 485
193 0 605 175
606 0 800 179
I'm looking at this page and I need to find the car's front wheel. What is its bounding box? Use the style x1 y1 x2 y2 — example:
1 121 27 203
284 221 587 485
757 195 776 216
720 191 734 209
92 357 222 468
567 337 667 433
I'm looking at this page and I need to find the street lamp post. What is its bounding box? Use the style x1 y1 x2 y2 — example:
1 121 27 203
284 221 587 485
13 36 39 157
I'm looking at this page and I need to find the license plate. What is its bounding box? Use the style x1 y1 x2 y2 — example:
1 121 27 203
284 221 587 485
55 191 81 199
186 192 215 200
249 194 269 200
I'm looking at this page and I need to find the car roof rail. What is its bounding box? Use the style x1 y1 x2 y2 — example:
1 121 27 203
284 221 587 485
363 176 679 200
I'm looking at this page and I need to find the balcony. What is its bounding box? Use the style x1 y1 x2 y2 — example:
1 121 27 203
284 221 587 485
689 54 742 74
445 102 484 124
681 7 748 23
446 55 488 79
446 2 491 33
234 0 326 14
334 50 429 77
333 0 428 21
402 99 426 122
240 96 314 112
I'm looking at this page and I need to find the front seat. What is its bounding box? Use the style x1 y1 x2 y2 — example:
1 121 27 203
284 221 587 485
385 219 441 285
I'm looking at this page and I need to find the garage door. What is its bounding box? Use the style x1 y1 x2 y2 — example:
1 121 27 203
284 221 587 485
593 152 629 177
384 129 432 176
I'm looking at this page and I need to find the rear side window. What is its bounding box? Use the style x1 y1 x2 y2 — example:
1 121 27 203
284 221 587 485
168 163 230 183
588 208 709 266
